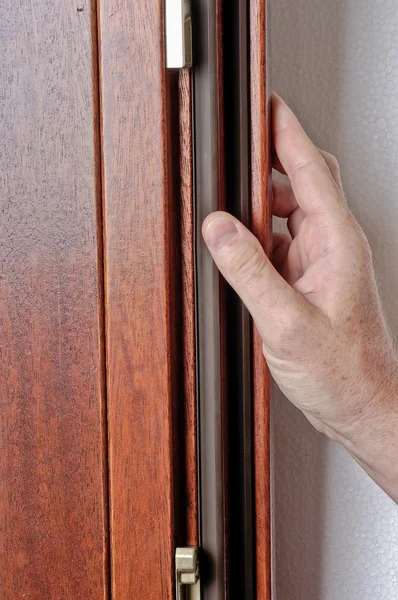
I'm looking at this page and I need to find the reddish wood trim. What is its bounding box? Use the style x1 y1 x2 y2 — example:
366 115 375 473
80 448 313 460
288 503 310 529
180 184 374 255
98 0 179 597
178 69 198 547
250 0 272 598
216 2 230 598
0 1 109 596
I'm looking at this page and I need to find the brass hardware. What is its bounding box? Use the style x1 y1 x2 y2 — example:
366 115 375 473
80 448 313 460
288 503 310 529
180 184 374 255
175 547 201 600
165 0 193 68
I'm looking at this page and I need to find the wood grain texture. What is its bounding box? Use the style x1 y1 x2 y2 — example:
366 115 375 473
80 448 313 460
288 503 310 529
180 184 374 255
0 1 109 597
178 69 198 548
249 0 272 598
98 1 179 597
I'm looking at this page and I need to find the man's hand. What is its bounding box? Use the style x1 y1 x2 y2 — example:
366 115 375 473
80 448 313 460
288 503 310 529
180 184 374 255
202 93 398 502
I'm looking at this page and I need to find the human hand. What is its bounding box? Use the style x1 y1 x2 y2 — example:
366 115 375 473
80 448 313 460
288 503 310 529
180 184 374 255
202 93 398 501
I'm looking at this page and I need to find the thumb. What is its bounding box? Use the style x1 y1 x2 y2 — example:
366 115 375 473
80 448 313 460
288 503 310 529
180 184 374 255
202 211 302 343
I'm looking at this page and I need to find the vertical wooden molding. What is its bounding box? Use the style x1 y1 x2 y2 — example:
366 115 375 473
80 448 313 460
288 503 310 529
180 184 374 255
98 0 180 597
178 69 199 548
249 0 272 598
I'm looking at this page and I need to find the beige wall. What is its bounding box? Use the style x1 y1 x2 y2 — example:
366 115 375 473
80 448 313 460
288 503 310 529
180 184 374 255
270 1 398 598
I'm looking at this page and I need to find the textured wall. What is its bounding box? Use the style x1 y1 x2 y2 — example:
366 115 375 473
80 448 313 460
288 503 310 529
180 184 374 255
270 1 398 598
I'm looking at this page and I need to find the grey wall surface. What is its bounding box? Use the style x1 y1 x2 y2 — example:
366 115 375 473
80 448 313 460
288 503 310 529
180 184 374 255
270 1 398 598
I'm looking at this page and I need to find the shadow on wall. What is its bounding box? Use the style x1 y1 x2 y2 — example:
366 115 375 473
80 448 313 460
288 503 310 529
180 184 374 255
270 0 344 598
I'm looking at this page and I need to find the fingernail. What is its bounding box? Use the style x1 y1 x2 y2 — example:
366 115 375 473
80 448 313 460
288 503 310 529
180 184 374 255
204 217 239 250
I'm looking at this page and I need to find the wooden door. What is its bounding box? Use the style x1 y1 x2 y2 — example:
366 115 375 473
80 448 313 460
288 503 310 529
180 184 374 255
0 1 109 597
98 0 196 597
0 0 271 598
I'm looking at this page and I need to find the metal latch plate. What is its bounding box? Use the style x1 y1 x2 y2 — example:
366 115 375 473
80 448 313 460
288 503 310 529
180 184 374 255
175 547 201 599
166 0 193 68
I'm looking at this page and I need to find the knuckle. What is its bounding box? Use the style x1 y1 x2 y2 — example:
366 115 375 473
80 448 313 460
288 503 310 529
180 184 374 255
350 218 373 261
361 237 373 266
333 155 340 169
327 152 339 170
228 243 267 287
291 157 316 176
321 150 340 173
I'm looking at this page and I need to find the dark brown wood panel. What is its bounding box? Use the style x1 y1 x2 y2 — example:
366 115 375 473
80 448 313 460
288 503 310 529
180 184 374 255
98 1 179 597
0 1 109 597
249 0 272 598
193 0 227 596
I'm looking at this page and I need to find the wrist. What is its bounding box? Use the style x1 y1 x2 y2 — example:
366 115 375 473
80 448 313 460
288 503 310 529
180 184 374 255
331 368 398 500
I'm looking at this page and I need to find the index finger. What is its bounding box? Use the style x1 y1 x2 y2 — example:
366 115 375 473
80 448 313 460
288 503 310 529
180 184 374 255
272 93 345 215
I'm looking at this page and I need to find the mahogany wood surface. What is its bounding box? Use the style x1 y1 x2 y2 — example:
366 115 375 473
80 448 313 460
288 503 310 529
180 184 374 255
99 0 182 597
0 1 109 597
0 0 271 596
178 70 199 548
249 0 272 598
